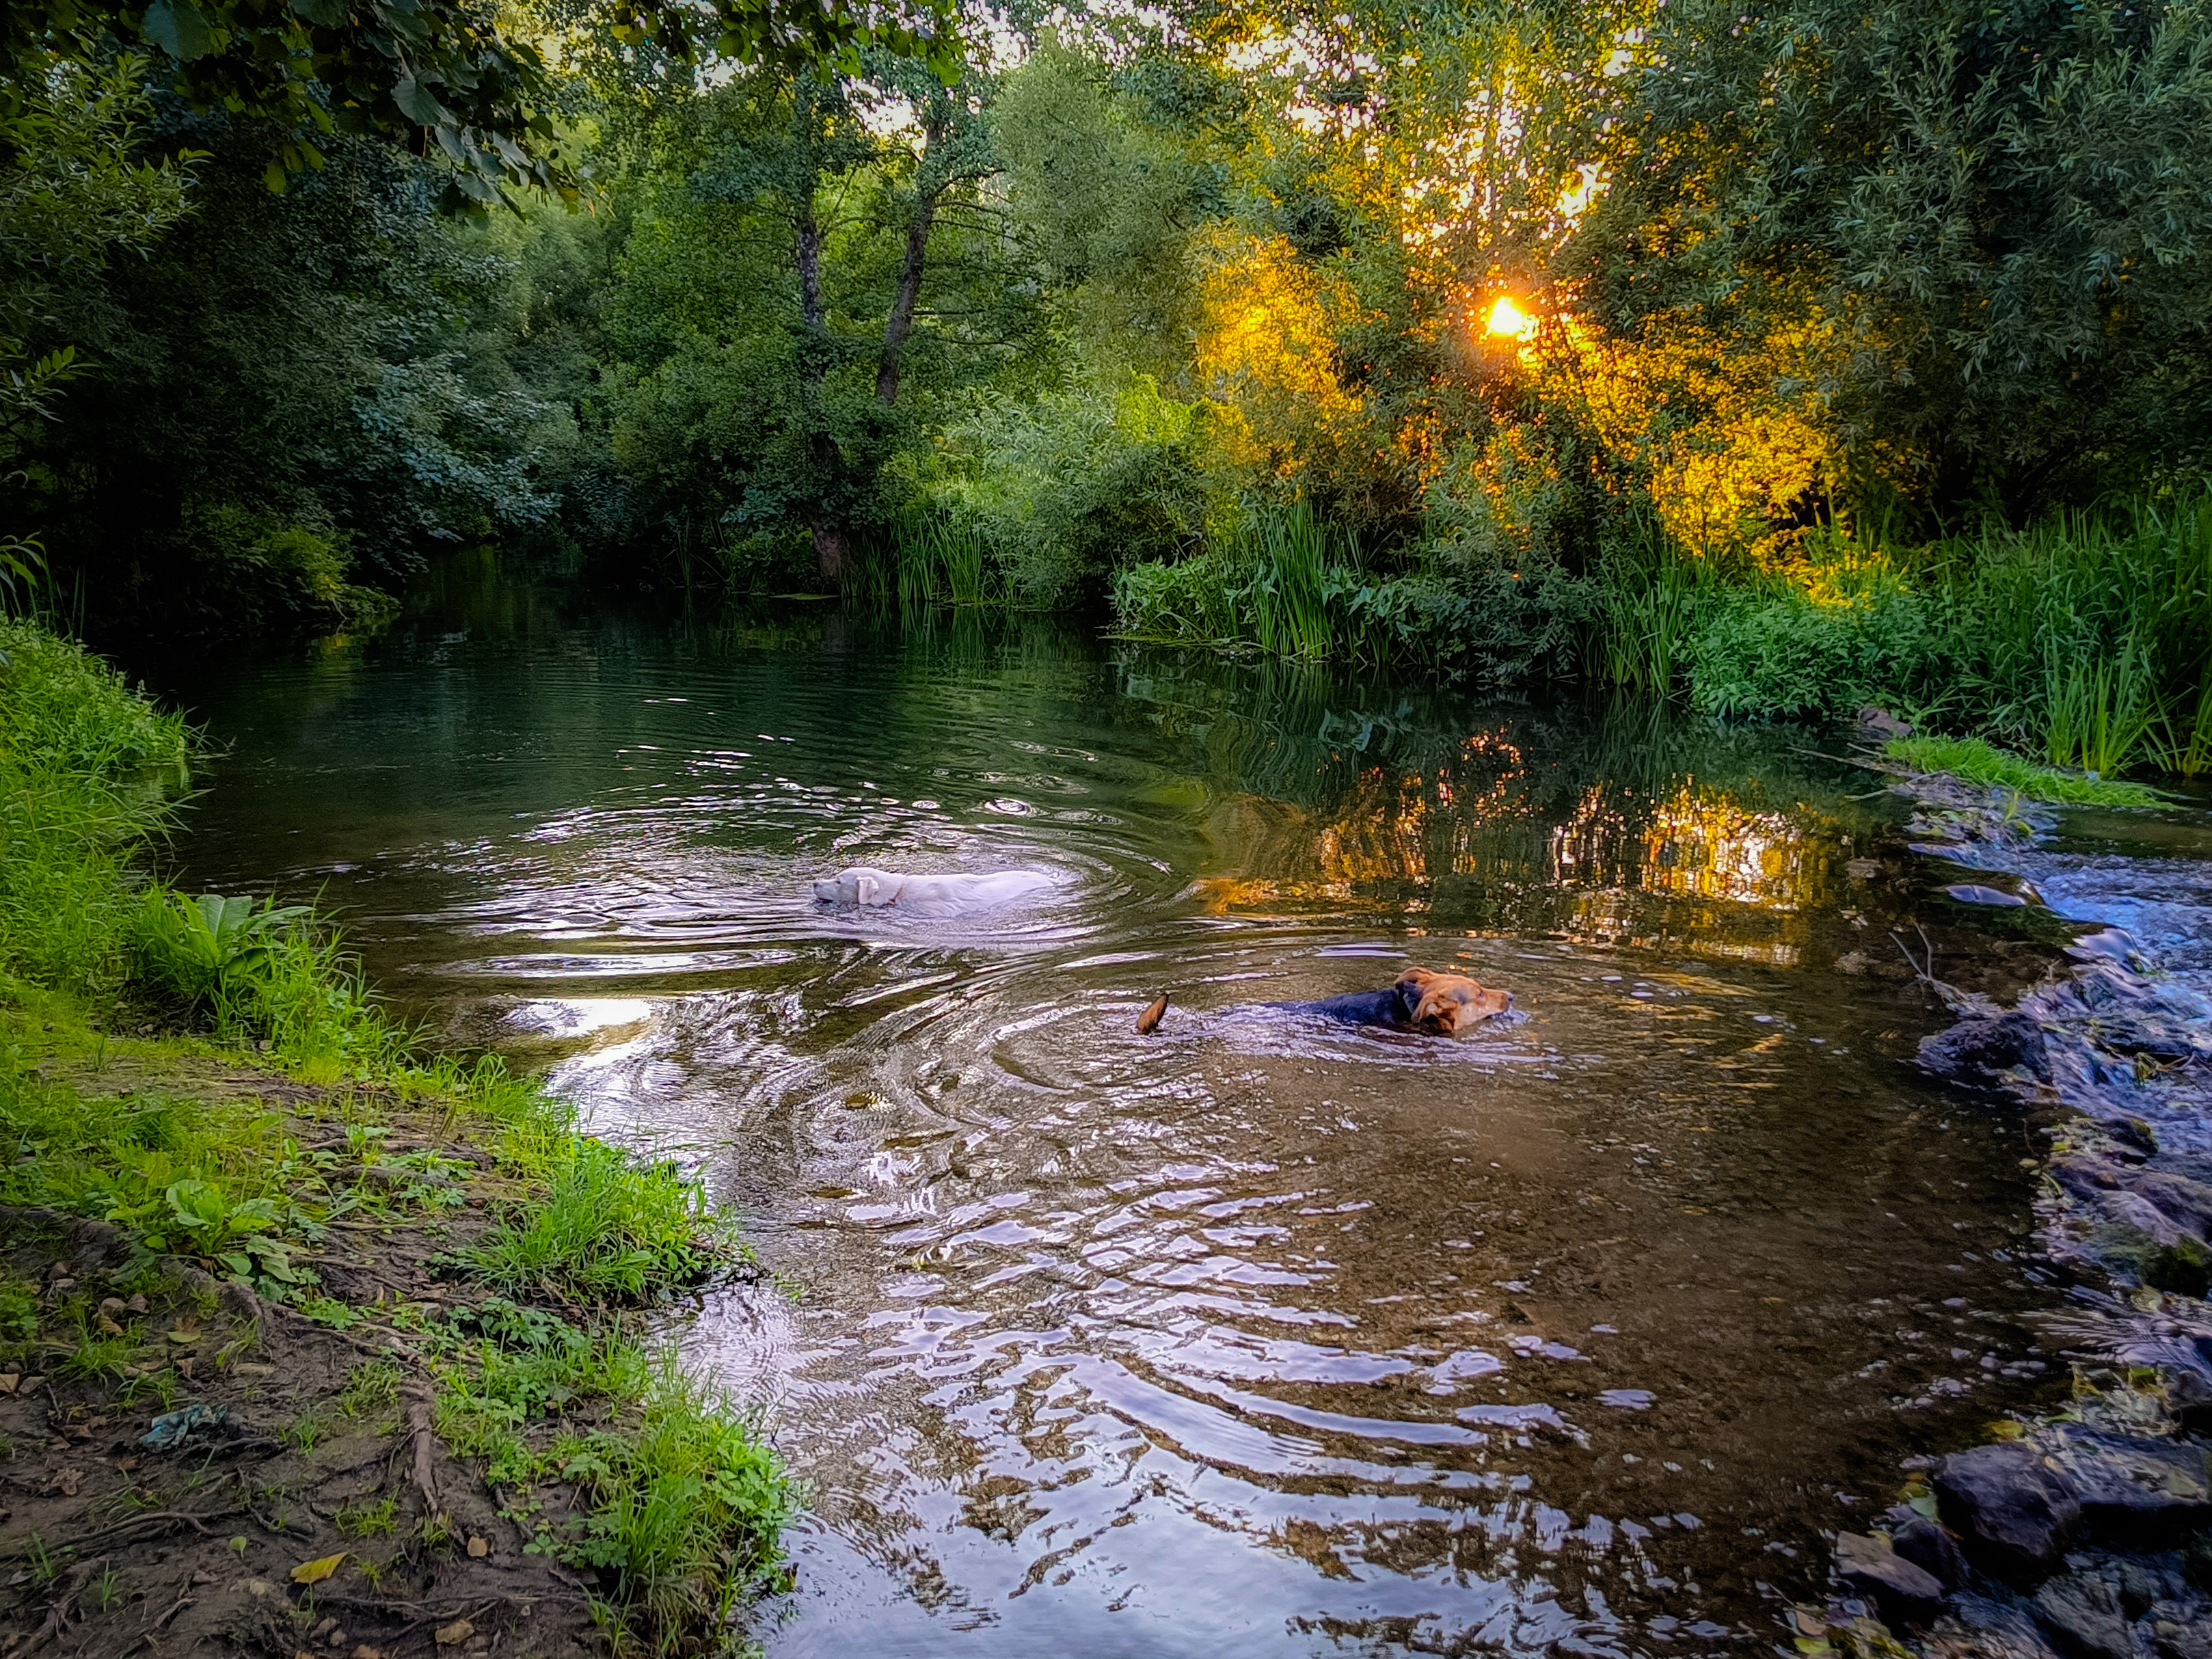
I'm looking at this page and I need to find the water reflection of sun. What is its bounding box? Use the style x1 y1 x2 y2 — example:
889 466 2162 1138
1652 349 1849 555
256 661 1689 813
1554 781 1826 909
1195 730 1529 907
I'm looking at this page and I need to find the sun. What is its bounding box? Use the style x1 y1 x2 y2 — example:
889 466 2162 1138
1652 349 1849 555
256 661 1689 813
1485 295 1537 341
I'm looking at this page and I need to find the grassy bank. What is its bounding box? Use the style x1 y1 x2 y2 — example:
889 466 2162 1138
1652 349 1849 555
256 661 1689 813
0 620 791 1651
1102 491 2212 794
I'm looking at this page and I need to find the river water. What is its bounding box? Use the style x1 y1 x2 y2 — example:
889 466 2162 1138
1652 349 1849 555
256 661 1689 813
154 563 2092 1658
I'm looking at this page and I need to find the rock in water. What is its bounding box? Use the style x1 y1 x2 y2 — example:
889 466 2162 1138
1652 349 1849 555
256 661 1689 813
2032 1571 2132 1659
1918 1013 2051 1085
1946 882 2030 906
2045 1428 2212 1543
1934 1441 2081 1583
1835 1531 1946 1624
1890 1515 1968 1591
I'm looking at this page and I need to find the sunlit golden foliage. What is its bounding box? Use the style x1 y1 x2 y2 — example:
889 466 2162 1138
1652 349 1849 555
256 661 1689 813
1519 300 1839 558
1196 229 1377 486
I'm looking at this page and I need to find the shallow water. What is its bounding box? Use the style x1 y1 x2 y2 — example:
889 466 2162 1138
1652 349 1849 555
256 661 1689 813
157 569 2080 1658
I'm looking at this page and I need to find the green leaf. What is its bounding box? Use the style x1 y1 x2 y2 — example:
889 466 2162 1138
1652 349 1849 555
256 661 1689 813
142 0 216 60
291 0 346 23
392 77 450 125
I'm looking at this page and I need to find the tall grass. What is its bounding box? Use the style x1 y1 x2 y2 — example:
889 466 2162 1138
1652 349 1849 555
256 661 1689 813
872 511 994 607
1591 492 2212 782
1111 502 1415 664
1598 535 1711 694
0 620 191 993
1924 497 2212 771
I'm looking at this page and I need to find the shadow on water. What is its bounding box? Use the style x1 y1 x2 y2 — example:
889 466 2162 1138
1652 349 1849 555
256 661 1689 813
150 575 2090 1658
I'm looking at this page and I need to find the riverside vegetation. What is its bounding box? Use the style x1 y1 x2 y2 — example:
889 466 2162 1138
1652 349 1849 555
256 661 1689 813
8 1 2212 802
0 618 793 1651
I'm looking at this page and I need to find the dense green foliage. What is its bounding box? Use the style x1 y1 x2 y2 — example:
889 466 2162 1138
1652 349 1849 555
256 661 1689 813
4 0 2210 776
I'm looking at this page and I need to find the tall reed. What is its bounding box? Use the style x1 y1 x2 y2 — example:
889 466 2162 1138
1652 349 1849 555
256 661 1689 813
1109 502 1408 664
2042 634 2166 777
1600 537 1708 694
885 513 993 607
1926 496 2212 769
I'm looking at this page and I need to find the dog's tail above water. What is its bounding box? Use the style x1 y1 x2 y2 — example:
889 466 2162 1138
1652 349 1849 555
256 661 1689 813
1135 992 1170 1034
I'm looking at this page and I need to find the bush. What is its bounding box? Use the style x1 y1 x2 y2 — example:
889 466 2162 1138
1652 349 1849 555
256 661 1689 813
905 376 1209 606
1684 578 1939 718
185 506 394 636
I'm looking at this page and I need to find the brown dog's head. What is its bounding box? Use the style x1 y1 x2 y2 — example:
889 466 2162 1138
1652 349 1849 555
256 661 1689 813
1396 967 1513 1036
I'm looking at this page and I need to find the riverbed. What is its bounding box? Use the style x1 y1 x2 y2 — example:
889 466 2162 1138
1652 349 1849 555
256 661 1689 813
154 568 2101 1657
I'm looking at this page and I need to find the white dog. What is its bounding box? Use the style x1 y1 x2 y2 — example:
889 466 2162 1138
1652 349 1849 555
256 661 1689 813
811 866 1054 917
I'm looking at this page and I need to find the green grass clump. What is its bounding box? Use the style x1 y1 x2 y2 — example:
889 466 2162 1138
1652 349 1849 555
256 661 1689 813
338 1358 402 1420
558 1354 794 1638
0 621 191 994
336 1493 399 1537
1885 736 2169 807
466 1137 730 1303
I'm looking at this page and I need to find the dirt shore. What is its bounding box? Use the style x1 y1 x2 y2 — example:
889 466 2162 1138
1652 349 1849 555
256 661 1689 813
0 1059 617 1658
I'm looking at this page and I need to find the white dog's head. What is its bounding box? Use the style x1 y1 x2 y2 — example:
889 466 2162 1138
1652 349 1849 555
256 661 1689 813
811 867 895 907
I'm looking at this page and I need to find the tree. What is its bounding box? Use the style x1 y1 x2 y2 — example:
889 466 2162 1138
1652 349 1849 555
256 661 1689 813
1587 0 2212 522
3 0 960 207
603 51 1034 584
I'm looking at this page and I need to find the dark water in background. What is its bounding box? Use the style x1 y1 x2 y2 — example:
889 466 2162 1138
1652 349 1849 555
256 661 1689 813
147 556 2095 1658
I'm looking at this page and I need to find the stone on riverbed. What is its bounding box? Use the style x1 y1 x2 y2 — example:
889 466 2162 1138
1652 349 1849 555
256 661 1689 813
1890 1515 1969 1591
1919 1014 2052 1086
2032 1569 2133 1659
1835 1530 1946 1624
1934 1441 2081 1582
2048 1154 2212 1254
2038 1427 2212 1543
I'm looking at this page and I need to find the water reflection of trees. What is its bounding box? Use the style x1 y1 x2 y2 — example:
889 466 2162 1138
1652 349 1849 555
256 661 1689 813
1114 647 1874 951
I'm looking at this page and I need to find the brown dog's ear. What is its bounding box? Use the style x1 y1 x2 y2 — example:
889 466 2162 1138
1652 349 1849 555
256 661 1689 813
1397 966 1435 988
1135 993 1170 1034
1409 989 1455 1032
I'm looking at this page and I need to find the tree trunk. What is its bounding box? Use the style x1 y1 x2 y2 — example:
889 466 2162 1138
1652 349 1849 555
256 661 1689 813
877 109 949 407
877 187 941 405
796 196 844 584
811 523 847 584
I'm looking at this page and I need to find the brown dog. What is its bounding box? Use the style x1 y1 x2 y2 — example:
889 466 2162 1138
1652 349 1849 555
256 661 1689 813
1394 967 1513 1036
1136 967 1513 1036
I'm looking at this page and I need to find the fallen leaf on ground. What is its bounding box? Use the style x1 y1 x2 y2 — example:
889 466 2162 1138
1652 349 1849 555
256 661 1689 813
291 1552 347 1585
54 1468 79 1496
466 1535 487 1557
433 1619 474 1647
0 1375 16 1394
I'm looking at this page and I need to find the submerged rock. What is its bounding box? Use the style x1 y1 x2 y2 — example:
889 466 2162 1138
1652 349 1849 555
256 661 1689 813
1934 1442 2081 1582
2049 1155 2212 1244
2032 1570 2133 1659
1891 1515 1969 1591
2042 1427 2212 1543
1919 1014 2052 1085
1947 882 2030 906
1836 1530 1946 1623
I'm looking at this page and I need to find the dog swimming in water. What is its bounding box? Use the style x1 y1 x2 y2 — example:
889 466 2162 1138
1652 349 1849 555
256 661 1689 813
811 865 1054 918
1137 966 1513 1037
